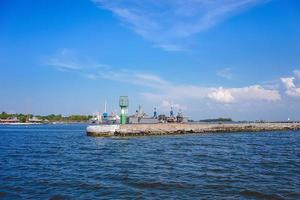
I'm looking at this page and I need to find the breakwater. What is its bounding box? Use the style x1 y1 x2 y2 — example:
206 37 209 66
86 123 300 137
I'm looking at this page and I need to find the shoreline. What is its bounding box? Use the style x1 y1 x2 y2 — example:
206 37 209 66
0 123 43 125
0 122 88 125
86 123 300 137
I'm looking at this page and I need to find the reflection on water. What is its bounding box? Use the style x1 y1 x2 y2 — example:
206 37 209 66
0 124 299 199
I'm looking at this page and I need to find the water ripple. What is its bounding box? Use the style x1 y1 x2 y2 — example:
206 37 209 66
0 125 299 199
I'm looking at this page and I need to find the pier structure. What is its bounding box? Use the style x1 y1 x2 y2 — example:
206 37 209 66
86 122 300 137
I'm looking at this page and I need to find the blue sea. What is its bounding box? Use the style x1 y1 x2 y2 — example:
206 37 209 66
0 124 299 199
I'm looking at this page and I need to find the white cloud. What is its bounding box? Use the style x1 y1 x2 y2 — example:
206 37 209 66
293 70 300 79
93 0 268 50
261 79 281 90
216 68 233 80
230 85 281 102
281 77 295 89
134 73 170 88
161 100 187 111
44 48 283 118
92 65 280 104
208 87 234 103
153 44 186 52
46 50 170 88
45 48 109 71
141 82 280 104
46 49 82 70
281 77 300 97
97 70 170 88
85 74 97 80
139 82 281 119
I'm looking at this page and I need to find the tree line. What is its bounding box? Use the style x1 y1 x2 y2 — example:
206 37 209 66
0 112 93 123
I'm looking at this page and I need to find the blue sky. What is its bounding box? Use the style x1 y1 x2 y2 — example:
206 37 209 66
1 0 300 120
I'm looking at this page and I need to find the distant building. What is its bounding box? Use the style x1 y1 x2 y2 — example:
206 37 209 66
0 117 20 123
27 117 43 123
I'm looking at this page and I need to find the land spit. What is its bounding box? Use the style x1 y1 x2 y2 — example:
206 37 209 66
86 123 300 137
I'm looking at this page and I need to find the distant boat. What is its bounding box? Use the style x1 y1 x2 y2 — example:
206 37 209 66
89 112 120 124
89 101 120 124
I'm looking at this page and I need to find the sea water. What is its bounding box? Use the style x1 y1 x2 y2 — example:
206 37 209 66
0 124 299 199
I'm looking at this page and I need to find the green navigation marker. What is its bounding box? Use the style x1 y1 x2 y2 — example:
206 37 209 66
119 96 129 124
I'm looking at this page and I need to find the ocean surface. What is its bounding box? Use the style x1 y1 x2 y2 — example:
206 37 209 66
0 124 299 199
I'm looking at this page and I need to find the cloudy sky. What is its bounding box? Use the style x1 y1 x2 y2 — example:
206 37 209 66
1 0 300 120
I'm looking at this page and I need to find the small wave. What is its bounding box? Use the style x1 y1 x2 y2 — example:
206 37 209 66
286 192 300 198
240 190 284 200
0 191 7 198
48 194 71 200
2 176 14 181
127 180 196 190
78 182 103 190
3 186 23 193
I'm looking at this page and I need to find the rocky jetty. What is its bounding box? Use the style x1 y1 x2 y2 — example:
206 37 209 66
86 123 300 137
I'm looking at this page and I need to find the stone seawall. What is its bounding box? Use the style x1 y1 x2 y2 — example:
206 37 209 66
86 123 300 137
